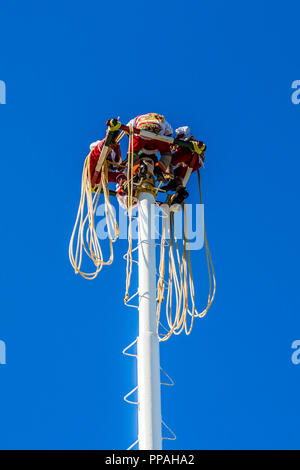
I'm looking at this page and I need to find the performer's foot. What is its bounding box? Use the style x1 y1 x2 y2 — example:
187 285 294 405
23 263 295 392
171 187 189 205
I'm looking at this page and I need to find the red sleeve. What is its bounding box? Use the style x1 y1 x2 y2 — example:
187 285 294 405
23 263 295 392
131 136 148 154
89 147 100 176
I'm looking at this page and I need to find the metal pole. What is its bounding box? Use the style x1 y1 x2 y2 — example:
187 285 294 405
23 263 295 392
137 191 162 450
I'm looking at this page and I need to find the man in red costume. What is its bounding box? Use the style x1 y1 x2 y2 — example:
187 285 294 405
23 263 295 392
163 126 206 205
89 137 122 185
127 112 173 182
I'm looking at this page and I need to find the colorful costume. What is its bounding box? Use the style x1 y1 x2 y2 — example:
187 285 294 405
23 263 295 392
127 113 173 180
89 138 122 185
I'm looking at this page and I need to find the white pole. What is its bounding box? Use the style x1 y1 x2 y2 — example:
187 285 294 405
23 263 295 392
137 191 162 450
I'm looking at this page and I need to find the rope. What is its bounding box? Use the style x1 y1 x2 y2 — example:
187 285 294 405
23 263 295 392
68 151 118 279
124 124 135 304
69 125 215 340
155 171 216 341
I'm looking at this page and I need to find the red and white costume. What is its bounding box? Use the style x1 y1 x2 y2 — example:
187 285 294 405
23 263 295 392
89 138 122 184
127 113 173 171
171 126 205 180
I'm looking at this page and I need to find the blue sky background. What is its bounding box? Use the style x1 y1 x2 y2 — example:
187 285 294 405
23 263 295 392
0 0 300 450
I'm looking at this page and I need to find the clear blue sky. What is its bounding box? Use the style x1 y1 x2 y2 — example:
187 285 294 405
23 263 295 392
0 0 300 450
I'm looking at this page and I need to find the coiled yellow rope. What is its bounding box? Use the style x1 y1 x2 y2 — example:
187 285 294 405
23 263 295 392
69 151 119 279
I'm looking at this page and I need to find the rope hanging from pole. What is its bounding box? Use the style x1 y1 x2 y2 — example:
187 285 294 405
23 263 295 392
124 124 135 304
69 118 216 340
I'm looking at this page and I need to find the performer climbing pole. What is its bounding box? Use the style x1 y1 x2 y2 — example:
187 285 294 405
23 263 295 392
69 115 216 450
